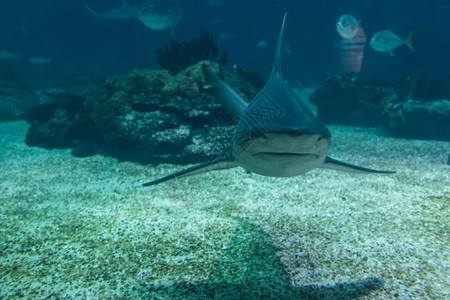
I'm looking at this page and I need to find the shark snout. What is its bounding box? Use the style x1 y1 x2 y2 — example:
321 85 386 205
236 132 330 158
233 131 331 177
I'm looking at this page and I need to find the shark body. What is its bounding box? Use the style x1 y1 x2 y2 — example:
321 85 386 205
84 0 139 21
143 14 394 186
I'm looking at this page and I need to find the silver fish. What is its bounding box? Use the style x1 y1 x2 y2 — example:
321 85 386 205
370 30 414 56
0 49 20 60
29 57 51 65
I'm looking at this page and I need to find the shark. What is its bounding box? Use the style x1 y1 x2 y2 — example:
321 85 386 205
83 0 139 21
143 14 395 186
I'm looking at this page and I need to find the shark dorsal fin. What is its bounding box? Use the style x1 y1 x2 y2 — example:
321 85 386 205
270 13 287 81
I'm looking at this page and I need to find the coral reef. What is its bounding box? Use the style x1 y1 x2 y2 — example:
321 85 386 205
26 60 263 164
25 70 105 154
25 95 102 153
381 98 450 140
156 29 229 74
311 74 450 140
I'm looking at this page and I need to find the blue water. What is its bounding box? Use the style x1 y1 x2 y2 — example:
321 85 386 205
1 1 450 299
0 0 449 89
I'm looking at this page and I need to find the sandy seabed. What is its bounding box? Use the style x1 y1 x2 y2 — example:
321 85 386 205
0 121 448 299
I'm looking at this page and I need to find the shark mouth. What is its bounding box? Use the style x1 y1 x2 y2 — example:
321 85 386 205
253 152 319 158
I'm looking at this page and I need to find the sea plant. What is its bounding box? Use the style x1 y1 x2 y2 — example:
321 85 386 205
156 29 229 74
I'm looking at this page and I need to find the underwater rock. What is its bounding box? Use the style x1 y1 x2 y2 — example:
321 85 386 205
25 70 105 156
396 76 450 102
382 98 450 140
0 61 39 121
310 74 385 126
25 95 102 151
84 60 251 164
158 61 221 99
381 76 450 140
311 74 450 140
25 60 262 164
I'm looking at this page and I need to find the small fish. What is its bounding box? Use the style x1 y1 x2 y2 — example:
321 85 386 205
139 0 183 37
370 30 414 56
256 39 268 49
83 0 139 21
218 32 234 41
0 49 20 60
336 14 359 40
29 57 51 65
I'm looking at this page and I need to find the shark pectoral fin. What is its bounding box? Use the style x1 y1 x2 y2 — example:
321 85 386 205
142 152 237 186
321 156 395 174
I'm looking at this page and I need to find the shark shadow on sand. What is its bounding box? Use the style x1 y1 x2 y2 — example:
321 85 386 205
136 218 384 299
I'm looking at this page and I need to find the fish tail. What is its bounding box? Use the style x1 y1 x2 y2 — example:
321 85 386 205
405 31 415 53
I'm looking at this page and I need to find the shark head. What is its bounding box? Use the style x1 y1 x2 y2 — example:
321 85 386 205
232 85 332 176
232 14 332 177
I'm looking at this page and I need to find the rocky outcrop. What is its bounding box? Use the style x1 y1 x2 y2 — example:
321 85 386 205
25 60 263 164
381 98 450 140
310 74 386 126
311 75 450 140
